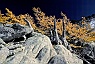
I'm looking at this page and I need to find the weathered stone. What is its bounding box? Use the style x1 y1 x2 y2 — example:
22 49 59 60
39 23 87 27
0 38 6 45
54 45 83 64
0 26 15 42
5 24 13 27
36 46 50 63
25 32 57 63
0 47 9 64
4 52 25 64
0 23 33 42
48 55 67 64
19 56 39 64
81 42 95 64
11 23 33 41
12 23 32 34
0 28 84 64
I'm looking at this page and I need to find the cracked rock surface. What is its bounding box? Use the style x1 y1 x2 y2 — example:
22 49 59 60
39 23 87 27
0 24 83 64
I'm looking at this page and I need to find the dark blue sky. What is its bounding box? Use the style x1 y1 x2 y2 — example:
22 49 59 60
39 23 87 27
0 0 95 20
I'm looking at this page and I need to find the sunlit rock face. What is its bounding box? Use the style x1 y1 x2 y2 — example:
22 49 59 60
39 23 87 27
90 18 95 28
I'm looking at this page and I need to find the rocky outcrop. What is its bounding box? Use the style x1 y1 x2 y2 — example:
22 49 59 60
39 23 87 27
54 45 83 64
24 32 57 64
0 23 33 42
80 42 95 64
0 24 83 64
0 32 83 64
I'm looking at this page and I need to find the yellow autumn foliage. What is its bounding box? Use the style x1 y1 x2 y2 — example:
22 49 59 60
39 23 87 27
0 7 95 42
33 7 95 42
0 10 10 24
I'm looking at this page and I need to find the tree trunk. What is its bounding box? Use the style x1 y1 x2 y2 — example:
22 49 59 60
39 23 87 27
61 18 72 51
53 19 62 45
49 28 53 42
61 18 68 46
24 18 34 32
